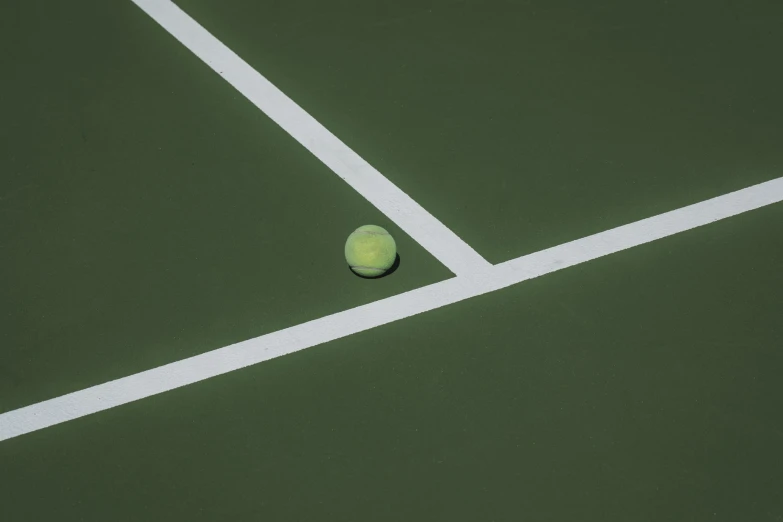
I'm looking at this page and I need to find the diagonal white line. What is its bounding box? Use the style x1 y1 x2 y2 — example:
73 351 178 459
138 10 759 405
2 177 781 442
130 0 490 276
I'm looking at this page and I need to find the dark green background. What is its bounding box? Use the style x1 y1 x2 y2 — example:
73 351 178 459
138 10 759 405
2 197 781 522
176 0 783 261
1 0 782 520
0 0 450 413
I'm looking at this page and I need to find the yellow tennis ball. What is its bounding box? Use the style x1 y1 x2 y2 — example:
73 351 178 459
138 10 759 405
344 225 397 278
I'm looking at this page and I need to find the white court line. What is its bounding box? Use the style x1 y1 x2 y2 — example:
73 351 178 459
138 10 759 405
130 0 490 277
2 177 782 442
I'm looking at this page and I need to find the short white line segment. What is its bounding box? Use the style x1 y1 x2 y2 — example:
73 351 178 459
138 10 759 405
130 0 489 276
2 177 781 442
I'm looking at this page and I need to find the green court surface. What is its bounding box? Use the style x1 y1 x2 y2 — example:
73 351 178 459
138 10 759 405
0 0 450 412
4 202 782 521
176 0 783 262
1 0 782 521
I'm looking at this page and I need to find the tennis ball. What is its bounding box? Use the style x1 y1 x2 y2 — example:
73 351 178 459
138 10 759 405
344 225 397 278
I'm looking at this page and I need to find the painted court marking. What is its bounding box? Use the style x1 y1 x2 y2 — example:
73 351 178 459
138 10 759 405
129 0 489 277
2 177 782 442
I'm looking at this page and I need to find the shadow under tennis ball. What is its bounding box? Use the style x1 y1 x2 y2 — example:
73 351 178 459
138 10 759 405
348 253 401 279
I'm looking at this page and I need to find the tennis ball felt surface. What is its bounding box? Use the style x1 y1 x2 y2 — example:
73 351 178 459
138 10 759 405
345 225 397 278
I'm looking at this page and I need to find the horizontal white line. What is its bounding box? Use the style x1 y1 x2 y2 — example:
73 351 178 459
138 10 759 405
130 0 490 276
2 177 781 442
